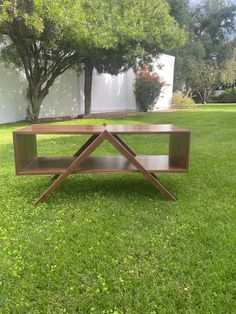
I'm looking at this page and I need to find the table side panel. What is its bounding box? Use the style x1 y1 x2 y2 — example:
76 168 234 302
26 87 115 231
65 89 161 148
13 133 37 174
169 133 191 170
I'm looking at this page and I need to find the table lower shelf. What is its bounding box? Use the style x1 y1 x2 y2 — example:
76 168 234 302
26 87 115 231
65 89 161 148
17 155 187 175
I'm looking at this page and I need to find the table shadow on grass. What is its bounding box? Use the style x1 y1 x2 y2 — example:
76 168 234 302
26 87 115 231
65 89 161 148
24 174 183 205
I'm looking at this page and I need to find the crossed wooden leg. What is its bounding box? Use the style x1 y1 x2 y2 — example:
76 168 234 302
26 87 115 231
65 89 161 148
34 130 175 204
51 134 99 181
113 134 160 181
34 132 105 204
105 132 175 201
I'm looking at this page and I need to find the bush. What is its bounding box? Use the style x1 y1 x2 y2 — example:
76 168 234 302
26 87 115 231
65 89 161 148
214 88 236 103
134 65 164 112
172 93 196 109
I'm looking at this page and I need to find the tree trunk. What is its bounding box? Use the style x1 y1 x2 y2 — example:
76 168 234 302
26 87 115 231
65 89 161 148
84 59 94 117
26 98 43 123
201 96 206 104
202 90 207 104
185 87 192 97
25 85 47 123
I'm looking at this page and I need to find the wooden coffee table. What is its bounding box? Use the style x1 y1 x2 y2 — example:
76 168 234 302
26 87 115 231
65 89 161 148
13 124 190 204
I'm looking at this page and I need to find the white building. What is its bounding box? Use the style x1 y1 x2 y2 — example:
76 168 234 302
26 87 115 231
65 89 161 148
0 54 175 124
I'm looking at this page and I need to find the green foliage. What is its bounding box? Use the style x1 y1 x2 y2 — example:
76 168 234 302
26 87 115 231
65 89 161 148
221 59 236 86
74 0 186 115
134 66 163 111
172 93 196 109
167 0 191 28
191 61 220 103
0 0 82 122
0 0 186 119
0 106 236 312
172 0 236 92
213 88 236 103
0 39 23 68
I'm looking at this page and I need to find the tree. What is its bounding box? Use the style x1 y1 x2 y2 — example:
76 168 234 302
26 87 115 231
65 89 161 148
73 0 186 116
172 0 236 95
0 1 81 122
167 0 191 28
192 0 236 62
221 59 236 86
0 0 185 120
190 61 220 103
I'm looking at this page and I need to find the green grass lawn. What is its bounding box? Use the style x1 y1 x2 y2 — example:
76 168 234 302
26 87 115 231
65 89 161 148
0 104 236 313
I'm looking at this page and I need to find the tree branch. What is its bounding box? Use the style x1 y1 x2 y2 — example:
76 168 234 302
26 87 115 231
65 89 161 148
13 0 18 18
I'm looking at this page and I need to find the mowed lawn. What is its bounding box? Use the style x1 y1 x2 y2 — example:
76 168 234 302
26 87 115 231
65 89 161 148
0 104 235 313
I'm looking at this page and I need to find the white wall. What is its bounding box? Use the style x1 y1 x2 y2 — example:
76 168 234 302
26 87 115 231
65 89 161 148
0 63 80 124
79 54 175 113
153 54 175 109
79 68 137 113
0 63 27 123
0 54 175 124
39 69 80 118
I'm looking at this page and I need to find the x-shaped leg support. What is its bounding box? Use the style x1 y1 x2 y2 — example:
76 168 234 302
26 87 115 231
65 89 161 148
51 134 99 181
105 132 175 201
34 130 175 204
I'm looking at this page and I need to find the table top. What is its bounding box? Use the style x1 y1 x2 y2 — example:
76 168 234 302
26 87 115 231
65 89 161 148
13 124 190 135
